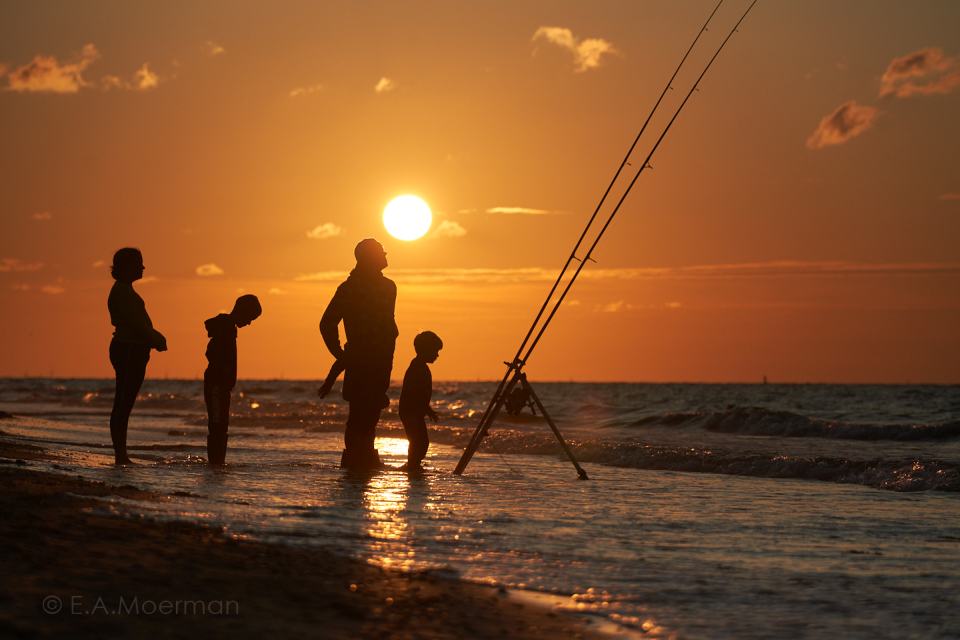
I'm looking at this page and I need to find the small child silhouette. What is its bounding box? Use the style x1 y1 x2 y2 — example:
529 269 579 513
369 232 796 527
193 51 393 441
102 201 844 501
399 331 442 472
203 294 262 466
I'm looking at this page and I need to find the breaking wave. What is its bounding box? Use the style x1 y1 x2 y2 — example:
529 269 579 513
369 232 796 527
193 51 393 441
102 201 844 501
629 406 960 441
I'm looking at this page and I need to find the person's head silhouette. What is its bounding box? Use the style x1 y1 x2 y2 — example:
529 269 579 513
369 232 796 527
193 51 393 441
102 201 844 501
232 294 262 327
413 330 443 363
111 248 144 283
354 238 388 272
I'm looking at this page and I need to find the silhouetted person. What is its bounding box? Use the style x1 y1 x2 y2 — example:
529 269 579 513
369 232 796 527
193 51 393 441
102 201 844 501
399 331 442 471
318 359 345 398
107 248 167 465
204 295 262 466
505 380 536 416
320 238 398 471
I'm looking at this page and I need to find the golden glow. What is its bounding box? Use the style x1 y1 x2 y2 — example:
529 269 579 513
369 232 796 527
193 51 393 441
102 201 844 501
383 195 432 241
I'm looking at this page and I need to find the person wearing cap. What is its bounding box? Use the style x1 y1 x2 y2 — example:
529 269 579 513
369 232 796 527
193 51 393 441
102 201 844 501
319 238 399 470
106 247 167 465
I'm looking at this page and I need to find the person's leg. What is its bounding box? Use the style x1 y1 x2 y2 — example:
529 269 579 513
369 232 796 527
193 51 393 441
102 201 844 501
109 342 148 464
205 379 230 465
343 399 382 469
403 416 428 468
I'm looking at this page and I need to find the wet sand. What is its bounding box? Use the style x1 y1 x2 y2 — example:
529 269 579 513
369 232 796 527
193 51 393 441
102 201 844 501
0 439 599 639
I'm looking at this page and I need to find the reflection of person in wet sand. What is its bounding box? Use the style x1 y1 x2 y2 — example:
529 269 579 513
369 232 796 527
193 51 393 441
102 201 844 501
320 239 398 471
106 248 167 465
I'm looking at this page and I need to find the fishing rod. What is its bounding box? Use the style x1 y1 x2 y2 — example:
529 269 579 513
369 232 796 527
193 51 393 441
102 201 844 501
455 0 758 476
454 0 725 474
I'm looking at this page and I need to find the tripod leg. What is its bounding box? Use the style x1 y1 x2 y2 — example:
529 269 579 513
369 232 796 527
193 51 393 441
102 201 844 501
454 373 520 475
523 380 589 480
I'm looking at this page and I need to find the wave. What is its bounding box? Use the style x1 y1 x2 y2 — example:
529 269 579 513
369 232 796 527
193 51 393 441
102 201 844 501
425 428 960 492
629 406 960 441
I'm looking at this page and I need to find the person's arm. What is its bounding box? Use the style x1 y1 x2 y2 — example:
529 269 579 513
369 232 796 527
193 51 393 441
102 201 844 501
319 286 346 361
318 359 345 397
111 286 166 349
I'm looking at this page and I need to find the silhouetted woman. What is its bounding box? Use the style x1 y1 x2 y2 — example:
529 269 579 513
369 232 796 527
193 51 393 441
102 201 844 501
107 248 167 464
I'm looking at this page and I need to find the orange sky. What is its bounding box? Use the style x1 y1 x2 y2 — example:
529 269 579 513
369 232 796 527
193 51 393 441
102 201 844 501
2 1 959 382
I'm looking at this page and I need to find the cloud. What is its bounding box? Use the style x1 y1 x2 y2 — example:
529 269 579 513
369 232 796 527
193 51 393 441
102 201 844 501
294 261 960 286
486 206 554 215
11 283 31 292
32 211 53 221
532 26 617 73
196 263 224 276
205 41 226 57
92 259 106 268
457 206 560 215
880 47 960 98
289 84 324 98
5 43 99 93
134 63 159 90
806 100 879 150
432 220 467 238
939 193 960 201
101 64 162 92
268 287 287 295
599 300 629 313
0 258 43 272
306 223 342 239
374 77 396 94
40 284 65 295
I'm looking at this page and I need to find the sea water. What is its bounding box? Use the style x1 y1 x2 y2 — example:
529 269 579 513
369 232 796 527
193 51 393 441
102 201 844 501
1 379 958 638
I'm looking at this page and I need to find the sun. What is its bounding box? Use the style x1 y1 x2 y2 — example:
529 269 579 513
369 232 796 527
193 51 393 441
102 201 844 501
383 195 432 241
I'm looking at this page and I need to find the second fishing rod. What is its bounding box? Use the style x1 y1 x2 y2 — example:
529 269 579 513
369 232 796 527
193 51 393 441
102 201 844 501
455 0 759 476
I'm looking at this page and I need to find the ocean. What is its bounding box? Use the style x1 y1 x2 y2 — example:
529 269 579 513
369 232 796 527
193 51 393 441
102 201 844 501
2 378 958 638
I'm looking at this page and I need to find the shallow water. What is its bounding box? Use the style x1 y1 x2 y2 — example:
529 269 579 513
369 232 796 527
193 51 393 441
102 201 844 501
2 379 959 638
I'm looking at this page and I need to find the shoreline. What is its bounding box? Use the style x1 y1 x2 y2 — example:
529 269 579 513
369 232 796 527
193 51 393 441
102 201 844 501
0 439 603 639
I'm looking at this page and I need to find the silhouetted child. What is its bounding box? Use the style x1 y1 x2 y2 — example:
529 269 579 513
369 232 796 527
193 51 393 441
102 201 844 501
399 331 442 471
204 295 262 466
107 247 167 465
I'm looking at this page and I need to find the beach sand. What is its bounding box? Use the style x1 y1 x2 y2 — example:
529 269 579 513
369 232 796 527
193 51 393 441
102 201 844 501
0 439 600 639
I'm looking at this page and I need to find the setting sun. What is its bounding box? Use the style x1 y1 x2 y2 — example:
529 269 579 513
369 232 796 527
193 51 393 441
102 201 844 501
383 195 432 241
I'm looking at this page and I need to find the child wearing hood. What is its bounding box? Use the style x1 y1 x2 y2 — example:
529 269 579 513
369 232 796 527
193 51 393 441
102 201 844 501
204 294 262 465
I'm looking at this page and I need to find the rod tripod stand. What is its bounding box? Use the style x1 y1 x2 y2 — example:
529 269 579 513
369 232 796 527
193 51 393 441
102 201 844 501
452 0 755 479
454 363 588 480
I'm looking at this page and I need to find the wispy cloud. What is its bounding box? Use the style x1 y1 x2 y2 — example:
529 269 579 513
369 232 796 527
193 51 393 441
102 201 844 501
196 263 224 277
458 206 561 216
290 84 324 98
532 26 617 73
40 284 65 295
880 47 960 98
205 41 226 57
134 63 159 90
598 300 631 313
268 287 287 295
5 43 99 93
432 220 467 238
101 64 161 92
306 223 342 240
295 261 960 286
31 211 53 221
374 77 396 94
939 192 960 201
0 258 44 272
11 283 31 292
92 259 106 268
806 100 879 150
